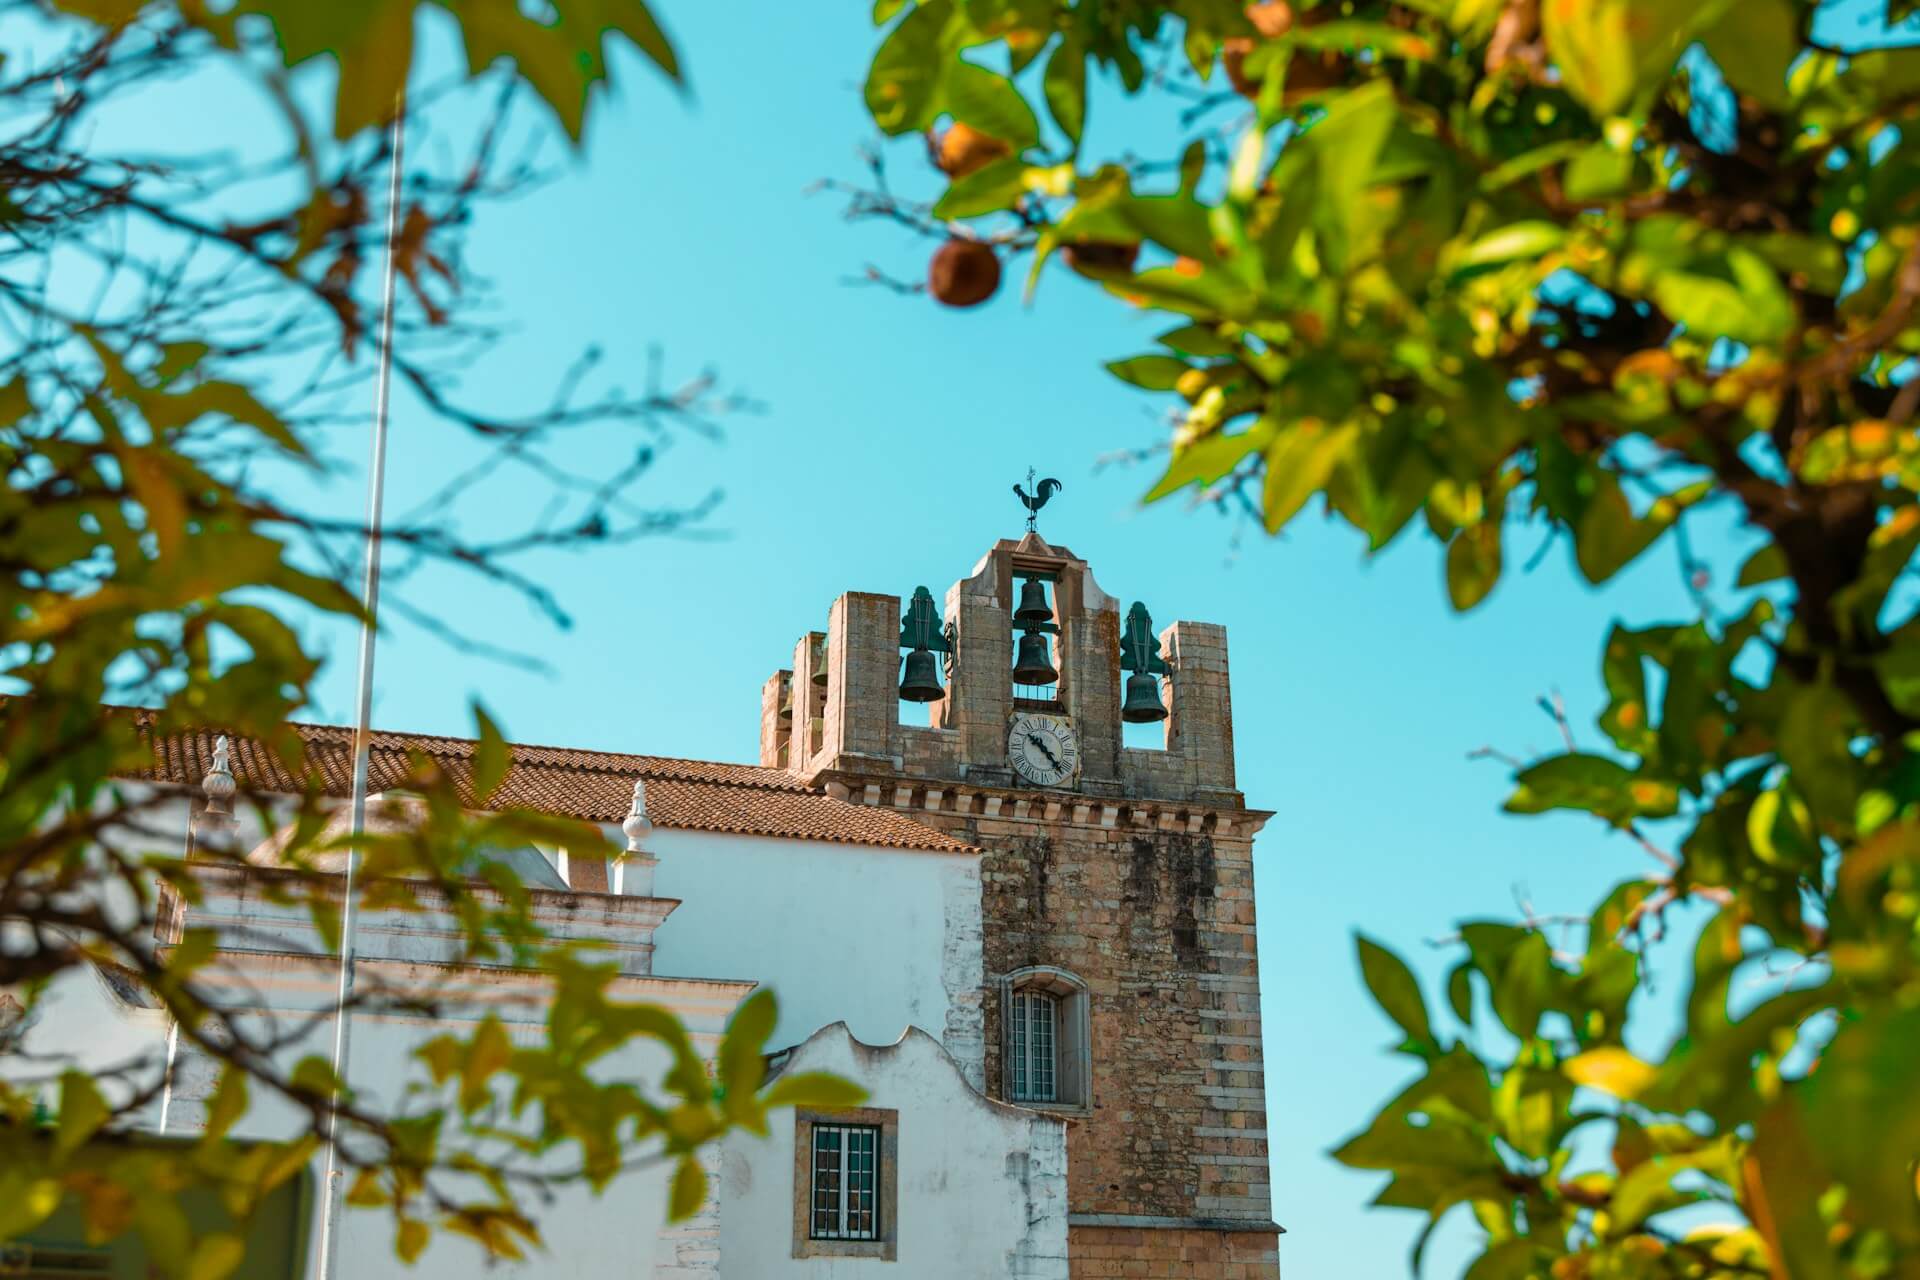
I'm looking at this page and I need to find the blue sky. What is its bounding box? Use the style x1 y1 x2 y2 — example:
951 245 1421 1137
98 5 1775 1275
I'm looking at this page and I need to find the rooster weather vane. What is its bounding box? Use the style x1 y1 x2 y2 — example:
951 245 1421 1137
1013 468 1063 534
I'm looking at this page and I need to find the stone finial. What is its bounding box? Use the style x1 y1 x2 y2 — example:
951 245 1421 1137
201 735 236 815
621 778 653 853
614 778 658 899
189 735 238 857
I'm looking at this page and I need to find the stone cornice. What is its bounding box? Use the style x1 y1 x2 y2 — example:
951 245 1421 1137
812 769 1274 840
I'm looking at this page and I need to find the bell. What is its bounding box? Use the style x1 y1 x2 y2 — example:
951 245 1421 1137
1012 631 1058 686
1013 578 1053 627
899 648 944 702
811 638 829 687
1122 671 1169 722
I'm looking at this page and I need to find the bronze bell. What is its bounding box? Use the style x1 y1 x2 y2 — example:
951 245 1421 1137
810 638 829 687
899 648 944 702
1012 631 1058 686
1122 671 1168 722
1013 578 1053 626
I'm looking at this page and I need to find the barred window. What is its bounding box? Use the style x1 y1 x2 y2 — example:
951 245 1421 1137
1002 966 1090 1109
1008 988 1058 1103
809 1123 880 1241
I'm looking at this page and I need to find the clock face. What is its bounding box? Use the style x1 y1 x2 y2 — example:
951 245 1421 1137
1008 714 1080 787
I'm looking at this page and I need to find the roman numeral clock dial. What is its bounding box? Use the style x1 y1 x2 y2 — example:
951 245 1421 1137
1007 713 1079 787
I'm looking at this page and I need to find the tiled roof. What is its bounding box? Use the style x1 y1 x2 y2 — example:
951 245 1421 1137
124 715 975 856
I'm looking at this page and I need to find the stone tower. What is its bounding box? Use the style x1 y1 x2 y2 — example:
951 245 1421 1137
758 533 1280 1279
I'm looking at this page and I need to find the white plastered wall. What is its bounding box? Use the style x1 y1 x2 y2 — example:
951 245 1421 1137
717 1023 1068 1280
644 830 985 1088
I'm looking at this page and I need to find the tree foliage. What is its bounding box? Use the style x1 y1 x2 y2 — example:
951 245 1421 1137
848 0 1920 1275
0 1 845 1273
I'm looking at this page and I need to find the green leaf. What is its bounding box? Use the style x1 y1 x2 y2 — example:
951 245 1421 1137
1506 752 1678 825
761 1071 870 1111
1704 0 1796 110
472 701 511 804
397 1217 429 1264
1573 474 1706 584
1778 681 1858 824
864 0 950 134
1445 521 1502 610
201 1067 248 1143
668 1156 708 1221
718 988 778 1100
1736 542 1788 586
1143 426 1272 504
1104 355 1190 391
1306 81 1397 221
1357 935 1433 1049
1042 36 1086 146
1564 1046 1656 1099
453 0 680 141
1261 421 1354 534
1464 1238 1538 1280
1452 221 1565 272
1564 142 1634 200
1156 324 1238 358
1650 252 1792 344
945 59 1039 151
0 1173 62 1240
56 1070 110 1158
1541 0 1635 114
185 1232 246 1280
931 157 1028 219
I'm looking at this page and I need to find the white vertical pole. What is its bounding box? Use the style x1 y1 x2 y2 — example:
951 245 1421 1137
314 95 406 1280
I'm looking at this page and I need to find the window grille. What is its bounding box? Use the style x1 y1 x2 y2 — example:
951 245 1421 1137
1009 988 1058 1103
810 1123 880 1241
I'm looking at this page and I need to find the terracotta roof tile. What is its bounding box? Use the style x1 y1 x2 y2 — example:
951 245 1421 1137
125 715 975 856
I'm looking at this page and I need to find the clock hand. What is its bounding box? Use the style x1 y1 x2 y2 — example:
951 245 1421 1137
1025 732 1062 770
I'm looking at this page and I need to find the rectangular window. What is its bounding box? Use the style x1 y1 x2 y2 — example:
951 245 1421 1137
809 1123 880 1241
1009 989 1057 1103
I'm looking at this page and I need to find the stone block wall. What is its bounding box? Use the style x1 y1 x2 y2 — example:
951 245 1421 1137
1067 1226 1280 1279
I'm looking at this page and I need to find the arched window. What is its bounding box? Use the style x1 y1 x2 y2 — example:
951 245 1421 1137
1000 966 1090 1109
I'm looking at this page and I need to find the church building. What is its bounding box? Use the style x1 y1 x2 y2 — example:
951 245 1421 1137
56 532 1282 1278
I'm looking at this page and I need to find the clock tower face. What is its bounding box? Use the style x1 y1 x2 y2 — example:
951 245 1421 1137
1007 713 1080 787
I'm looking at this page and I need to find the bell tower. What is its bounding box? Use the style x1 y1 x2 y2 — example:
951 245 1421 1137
758 532 1280 1280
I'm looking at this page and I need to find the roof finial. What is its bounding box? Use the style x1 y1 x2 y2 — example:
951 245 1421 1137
201 735 236 816
1013 468 1063 534
191 735 238 855
621 778 653 853
614 778 658 898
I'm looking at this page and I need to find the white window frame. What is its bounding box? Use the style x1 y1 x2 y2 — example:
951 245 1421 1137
1000 965 1091 1111
809 1122 880 1241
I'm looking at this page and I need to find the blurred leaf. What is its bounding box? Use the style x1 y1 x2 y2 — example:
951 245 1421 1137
1357 934 1433 1050
56 1071 109 1159
1105 355 1190 391
1506 753 1678 825
762 1071 869 1111
1704 0 1797 110
1042 35 1086 146
1564 1046 1656 1100
1446 521 1502 610
945 60 1038 150
865 0 951 134
668 1156 707 1221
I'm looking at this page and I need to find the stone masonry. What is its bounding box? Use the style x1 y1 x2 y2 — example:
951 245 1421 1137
759 535 1282 1279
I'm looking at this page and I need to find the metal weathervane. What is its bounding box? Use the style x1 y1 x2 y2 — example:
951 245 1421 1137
1013 467 1063 533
